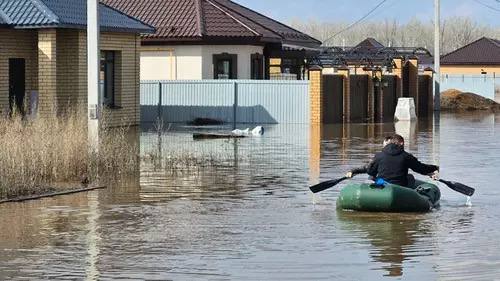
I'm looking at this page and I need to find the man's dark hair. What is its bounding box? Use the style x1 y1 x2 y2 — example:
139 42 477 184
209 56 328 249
384 136 392 142
390 134 405 145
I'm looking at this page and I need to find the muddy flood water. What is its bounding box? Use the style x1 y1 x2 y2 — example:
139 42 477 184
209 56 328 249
1 112 499 280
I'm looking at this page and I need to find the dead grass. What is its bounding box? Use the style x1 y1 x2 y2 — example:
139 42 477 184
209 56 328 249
0 111 138 200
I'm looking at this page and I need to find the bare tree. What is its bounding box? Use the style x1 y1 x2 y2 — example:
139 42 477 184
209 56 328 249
290 16 500 55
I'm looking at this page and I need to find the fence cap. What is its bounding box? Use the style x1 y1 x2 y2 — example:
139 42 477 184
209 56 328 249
309 65 323 71
424 67 434 72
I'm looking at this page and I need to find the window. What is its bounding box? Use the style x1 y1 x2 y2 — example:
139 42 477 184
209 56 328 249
100 51 115 107
213 53 237 79
251 53 264 79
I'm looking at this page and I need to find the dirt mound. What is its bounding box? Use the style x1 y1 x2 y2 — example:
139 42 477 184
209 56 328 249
441 89 500 111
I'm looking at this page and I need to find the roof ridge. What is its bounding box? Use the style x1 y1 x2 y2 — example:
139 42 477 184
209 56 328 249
485 37 500 48
205 0 260 36
195 0 205 36
31 0 59 24
211 0 321 43
442 37 488 59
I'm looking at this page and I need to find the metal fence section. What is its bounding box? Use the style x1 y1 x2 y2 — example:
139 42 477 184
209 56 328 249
140 80 310 124
440 74 500 101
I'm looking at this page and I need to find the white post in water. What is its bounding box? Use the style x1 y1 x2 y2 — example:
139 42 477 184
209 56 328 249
394 97 417 121
433 0 441 111
88 0 100 149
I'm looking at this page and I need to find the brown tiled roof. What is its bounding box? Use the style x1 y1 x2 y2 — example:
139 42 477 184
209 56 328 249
101 0 321 47
353 37 384 51
441 37 500 65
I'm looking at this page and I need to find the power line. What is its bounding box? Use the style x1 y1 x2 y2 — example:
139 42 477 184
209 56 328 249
472 0 500 12
323 0 388 44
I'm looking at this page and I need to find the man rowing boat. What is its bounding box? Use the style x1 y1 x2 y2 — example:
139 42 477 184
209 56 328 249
346 134 439 188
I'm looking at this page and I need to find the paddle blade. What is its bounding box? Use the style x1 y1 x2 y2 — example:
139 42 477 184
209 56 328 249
309 177 348 193
439 179 475 196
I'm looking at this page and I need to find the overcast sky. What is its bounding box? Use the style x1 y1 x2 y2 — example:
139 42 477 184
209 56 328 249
233 0 500 26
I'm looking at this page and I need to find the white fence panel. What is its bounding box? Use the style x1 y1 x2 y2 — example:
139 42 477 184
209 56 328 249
141 80 310 124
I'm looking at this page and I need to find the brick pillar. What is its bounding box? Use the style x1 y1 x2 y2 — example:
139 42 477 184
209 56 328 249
38 29 57 117
393 57 403 98
338 67 350 123
309 66 323 124
424 68 434 115
308 65 323 185
309 124 321 185
408 57 419 113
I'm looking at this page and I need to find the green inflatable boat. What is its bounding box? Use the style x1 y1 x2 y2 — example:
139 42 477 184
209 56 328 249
337 180 440 212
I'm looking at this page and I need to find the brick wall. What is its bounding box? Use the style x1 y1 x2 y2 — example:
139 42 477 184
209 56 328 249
60 30 141 127
38 29 58 117
0 28 38 115
1 28 140 127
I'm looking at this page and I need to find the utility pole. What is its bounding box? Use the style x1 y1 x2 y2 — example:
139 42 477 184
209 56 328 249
88 0 100 149
434 0 441 111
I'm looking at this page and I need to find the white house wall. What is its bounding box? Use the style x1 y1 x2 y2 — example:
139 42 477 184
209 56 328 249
201 45 264 79
140 45 203 80
140 45 263 80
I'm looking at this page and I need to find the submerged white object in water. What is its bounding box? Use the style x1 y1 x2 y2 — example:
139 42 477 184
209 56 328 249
231 126 264 136
251 126 264 136
231 128 250 136
466 196 472 207
394 98 417 121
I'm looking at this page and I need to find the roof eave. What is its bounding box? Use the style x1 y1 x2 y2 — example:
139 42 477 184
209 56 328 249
11 24 154 34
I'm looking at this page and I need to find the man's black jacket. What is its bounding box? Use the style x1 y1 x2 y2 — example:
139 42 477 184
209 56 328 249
366 143 439 187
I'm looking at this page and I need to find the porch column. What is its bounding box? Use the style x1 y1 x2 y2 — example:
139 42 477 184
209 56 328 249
38 29 57 117
338 67 350 123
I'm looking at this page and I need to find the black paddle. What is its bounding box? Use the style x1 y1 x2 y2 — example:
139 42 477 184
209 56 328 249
309 176 349 193
309 175 476 197
438 179 475 196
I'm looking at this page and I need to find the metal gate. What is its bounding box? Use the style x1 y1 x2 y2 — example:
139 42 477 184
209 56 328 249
322 75 344 123
377 75 397 122
350 75 369 123
418 75 431 118
403 62 410 98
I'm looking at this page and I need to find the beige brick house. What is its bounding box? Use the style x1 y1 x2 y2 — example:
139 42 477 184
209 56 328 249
0 0 154 127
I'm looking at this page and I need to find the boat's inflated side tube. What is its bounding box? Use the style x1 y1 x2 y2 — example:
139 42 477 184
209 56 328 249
337 180 440 212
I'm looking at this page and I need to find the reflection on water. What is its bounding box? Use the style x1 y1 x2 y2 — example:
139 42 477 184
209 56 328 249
337 211 430 277
0 113 499 280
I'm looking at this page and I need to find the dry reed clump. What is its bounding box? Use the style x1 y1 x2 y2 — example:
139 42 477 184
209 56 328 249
0 112 138 200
